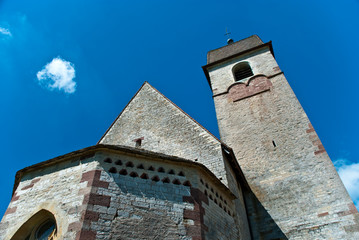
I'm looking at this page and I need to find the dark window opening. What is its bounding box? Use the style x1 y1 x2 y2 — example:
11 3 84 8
272 140 277 147
162 177 170 183
178 171 185 177
137 164 144 169
109 167 117 173
9 210 58 240
148 166 155 171
233 62 253 81
158 167 165 173
36 219 57 240
119 169 128 175
172 179 181 185
183 181 191 187
135 139 142 147
151 176 160 182
129 172 138 178
168 169 175 175
104 158 112 163
115 159 122 165
140 173 149 179
126 161 134 168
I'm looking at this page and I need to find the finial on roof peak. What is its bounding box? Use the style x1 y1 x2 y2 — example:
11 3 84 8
224 28 233 45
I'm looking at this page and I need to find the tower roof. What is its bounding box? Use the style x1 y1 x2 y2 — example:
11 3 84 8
207 35 264 64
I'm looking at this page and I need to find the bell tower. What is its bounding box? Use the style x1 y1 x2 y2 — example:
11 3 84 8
203 35 359 239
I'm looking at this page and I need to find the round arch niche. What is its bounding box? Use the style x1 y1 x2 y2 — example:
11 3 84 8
10 209 58 240
232 61 254 82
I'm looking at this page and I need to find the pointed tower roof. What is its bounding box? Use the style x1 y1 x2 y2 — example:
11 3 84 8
98 82 228 183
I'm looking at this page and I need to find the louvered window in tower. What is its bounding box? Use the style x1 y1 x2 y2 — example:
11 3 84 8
233 62 253 81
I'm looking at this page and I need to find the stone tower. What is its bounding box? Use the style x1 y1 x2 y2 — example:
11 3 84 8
202 35 359 239
1 35 358 240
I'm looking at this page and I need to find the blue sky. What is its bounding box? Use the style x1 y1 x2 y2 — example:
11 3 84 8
0 0 358 216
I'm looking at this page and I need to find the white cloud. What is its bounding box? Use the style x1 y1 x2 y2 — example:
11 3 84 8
334 158 359 209
37 57 76 94
0 27 12 36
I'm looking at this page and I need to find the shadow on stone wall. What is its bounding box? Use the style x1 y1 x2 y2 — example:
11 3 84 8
244 189 288 240
98 161 193 239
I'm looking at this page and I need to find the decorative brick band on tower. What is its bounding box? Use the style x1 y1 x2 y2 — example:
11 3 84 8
203 35 359 239
2 35 356 240
227 75 272 102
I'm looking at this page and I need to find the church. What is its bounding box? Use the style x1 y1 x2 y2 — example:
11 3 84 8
1 35 358 240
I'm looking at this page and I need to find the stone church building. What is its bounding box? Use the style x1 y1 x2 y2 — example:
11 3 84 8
1 35 358 239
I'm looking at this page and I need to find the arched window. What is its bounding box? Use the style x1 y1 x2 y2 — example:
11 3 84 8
34 219 56 240
11 210 57 240
232 62 253 82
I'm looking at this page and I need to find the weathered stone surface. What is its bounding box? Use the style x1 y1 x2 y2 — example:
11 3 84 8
207 41 359 239
0 156 97 240
3 35 354 240
1 148 246 240
99 82 229 188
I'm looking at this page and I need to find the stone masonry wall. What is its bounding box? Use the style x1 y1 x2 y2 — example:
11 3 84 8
100 83 228 188
223 153 252 240
208 47 359 239
0 154 98 240
1 148 243 240
86 150 241 240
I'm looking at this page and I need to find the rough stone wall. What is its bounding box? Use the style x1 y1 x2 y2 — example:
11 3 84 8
99 83 228 187
243 189 288 240
208 46 359 239
222 154 252 240
88 151 242 240
1 148 244 240
0 154 98 240
196 170 241 239
209 48 275 97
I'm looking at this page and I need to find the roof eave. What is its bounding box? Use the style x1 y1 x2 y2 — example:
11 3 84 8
12 144 236 199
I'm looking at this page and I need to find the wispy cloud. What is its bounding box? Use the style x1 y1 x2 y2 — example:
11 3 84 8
334 158 359 209
0 27 12 37
37 57 76 94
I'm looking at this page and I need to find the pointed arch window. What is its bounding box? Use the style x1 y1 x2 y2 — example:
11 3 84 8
11 210 57 240
233 62 253 81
